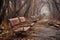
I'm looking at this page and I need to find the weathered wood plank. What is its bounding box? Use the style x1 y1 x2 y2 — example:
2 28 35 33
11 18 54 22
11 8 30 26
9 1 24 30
14 27 30 32
8 17 26 26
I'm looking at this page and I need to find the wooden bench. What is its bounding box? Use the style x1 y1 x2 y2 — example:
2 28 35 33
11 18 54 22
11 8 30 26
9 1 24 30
8 17 31 36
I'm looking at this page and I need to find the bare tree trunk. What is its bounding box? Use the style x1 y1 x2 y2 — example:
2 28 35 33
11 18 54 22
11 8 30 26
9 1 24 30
24 0 32 17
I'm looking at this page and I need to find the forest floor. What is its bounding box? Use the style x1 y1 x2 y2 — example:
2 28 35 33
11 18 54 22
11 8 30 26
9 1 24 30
0 18 60 40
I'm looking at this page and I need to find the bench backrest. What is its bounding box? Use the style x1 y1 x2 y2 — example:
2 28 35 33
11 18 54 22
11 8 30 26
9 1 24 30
8 17 26 27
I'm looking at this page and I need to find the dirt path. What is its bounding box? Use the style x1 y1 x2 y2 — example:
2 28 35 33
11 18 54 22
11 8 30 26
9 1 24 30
0 19 60 40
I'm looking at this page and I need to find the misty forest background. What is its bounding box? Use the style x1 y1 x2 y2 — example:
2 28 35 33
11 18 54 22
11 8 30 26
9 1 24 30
0 0 60 21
